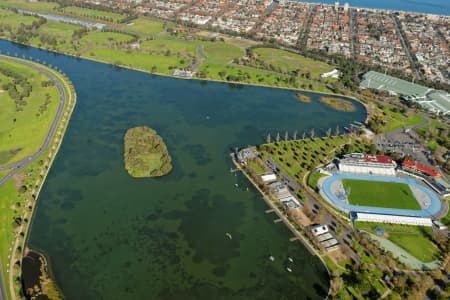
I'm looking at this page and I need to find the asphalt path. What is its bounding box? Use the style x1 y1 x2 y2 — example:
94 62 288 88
0 56 67 188
0 55 68 300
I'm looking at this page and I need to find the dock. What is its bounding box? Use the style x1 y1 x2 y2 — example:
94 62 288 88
274 218 283 223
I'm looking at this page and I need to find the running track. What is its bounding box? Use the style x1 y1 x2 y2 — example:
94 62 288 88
321 173 442 217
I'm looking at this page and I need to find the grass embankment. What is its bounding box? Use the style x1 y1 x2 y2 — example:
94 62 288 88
0 59 59 165
124 126 172 178
307 171 327 190
0 57 75 299
319 96 356 112
342 179 421 210
355 222 440 262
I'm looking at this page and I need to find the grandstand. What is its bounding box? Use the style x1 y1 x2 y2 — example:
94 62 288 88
338 153 396 176
360 71 450 115
354 212 432 226
402 160 441 178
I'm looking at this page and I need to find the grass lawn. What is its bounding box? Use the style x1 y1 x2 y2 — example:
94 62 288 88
307 171 327 190
0 179 18 300
57 6 125 23
0 60 74 299
0 59 59 165
356 222 440 262
140 39 198 58
1 0 59 13
80 31 135 47
260 136 349 182
389 232 439 262
200 41 243 63
87 48 188 74
120 17 172 35
197 61 299 88
380 109 423 133
248 159 265 175
253 47 333 78
342 179 420 209
0 7 39 28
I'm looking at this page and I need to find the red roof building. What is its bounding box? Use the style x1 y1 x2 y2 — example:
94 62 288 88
403 160 441 178
364 155 394 164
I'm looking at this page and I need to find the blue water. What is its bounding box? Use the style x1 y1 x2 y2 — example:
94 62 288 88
1 40 366 299
297 0 450 15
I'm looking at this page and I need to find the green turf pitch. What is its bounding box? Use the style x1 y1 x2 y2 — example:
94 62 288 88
342 179 421 210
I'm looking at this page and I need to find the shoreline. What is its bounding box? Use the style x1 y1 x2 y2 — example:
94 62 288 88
0 55 77 300
0 38 369 122
297 0 450 17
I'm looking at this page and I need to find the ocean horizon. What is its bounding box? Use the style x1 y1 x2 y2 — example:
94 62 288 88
296 0 450 16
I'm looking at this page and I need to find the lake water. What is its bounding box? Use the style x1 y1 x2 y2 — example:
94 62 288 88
297 0 450 15
0 40 366 299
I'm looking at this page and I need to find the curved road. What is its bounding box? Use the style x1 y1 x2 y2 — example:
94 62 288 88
0 55 68 300
0 55 67 187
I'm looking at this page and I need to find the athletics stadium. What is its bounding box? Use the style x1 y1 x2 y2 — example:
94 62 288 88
318 153 443 226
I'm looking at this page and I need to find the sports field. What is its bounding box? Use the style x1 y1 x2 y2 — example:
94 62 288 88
342 179 420 210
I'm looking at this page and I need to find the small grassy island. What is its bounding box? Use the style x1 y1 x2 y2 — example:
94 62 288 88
319 96 356 112
124 126 172 178
295 93 311 103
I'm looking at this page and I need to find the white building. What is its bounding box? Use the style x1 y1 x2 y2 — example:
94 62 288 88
338 153 397 176
321 69 340 79
355 212 432 226
261 173 277 183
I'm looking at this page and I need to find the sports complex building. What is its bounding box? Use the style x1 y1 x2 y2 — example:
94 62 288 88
360 71 450 115
319 153 444 227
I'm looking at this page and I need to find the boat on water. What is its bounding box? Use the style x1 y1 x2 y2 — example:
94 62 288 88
269 255 275 261
286 267 292 272
288 257 293 263
226 232 232 240
234 183 239 187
